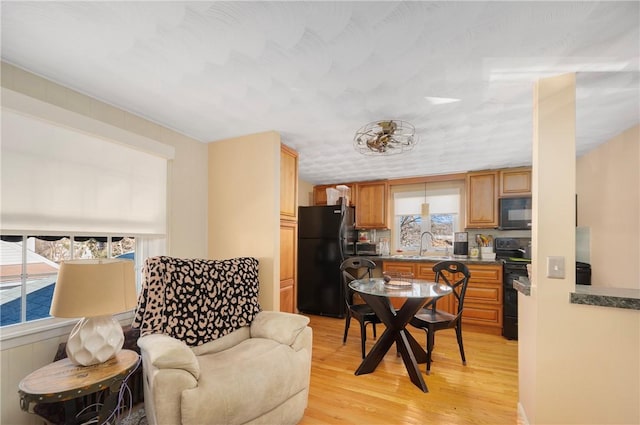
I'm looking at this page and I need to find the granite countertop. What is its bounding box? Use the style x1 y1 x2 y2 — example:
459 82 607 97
356 255 503 266
513 276 640 311
570 285 640 310
513 276 531 296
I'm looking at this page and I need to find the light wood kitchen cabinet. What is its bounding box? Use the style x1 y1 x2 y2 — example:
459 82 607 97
382 261 416 276
279 221 296 314
355 181 389 229
280 145 298 220
383 260 503 334
500 167 532 197
466 171 499 228
313 185 329 205
280 144 298 313
381 261 414 309
313 183 355 206
415 262 456 314
462 263 503 334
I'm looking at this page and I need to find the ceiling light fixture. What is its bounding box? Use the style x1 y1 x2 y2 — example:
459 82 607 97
424 96 460 105
354 120 418 155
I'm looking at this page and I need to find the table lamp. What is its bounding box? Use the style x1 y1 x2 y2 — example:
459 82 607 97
50 259 137 366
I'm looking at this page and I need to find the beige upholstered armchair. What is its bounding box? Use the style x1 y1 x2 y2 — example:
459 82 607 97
133 256 312 425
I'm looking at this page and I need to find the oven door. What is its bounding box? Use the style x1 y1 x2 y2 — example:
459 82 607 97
502 261 529 341
503 285 518 317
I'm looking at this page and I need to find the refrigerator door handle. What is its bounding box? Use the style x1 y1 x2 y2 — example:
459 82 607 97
338 202 346 262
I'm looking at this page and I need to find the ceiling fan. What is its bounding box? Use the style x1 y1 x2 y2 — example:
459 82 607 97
353 120 418 155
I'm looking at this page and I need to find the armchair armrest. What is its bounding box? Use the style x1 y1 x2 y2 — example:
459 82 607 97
250 311 310 347
137 334 200 379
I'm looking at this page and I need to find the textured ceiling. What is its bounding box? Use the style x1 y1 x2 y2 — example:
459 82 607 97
1 1 638 184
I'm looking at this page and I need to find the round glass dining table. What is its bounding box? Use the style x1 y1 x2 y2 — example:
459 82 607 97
349 277 453 393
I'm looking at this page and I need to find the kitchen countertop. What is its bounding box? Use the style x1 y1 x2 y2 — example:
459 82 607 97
514 276 640 311
354 255 503 266
513 276 531 296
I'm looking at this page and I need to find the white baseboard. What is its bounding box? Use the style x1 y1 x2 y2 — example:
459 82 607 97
518 402 530 425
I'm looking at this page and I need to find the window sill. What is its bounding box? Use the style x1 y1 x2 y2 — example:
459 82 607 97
0 311 134 350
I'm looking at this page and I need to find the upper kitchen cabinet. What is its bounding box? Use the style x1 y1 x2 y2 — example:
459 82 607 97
280 144 298 220
313 185 329 205
355 180 389 229
466 171 499 229
313 183 355 206
500 167 532 197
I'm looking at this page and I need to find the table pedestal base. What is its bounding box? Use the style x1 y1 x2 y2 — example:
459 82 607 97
355 294 430 392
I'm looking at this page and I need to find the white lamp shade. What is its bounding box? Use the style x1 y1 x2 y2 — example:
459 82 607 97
50 259 137 318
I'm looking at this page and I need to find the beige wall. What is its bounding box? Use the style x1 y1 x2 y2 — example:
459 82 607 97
298 179 314 207
0 62 209 259
208 132 281 310
0 62 209 425
577 125 639 288
519 74 639 424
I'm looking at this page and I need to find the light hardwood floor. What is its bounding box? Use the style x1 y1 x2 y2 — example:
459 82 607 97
298 314 519 425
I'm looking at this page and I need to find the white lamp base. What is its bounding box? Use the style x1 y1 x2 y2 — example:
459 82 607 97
66 316 125 366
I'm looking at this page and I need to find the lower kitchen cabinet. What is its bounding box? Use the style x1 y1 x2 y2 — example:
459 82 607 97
382 261 503 334
280 221 297 313
382 261 415 275
415 263 456 314
462 264 503 333
381 261 413 309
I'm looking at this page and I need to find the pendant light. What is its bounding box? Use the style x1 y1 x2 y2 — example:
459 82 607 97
421 183 430 218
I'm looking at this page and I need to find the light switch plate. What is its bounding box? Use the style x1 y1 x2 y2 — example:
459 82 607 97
547 256 565 279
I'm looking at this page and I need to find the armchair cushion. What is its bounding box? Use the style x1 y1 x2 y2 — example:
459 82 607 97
182 338 310 425
137 334 200 379
191 326 250 356
251 310 311 346
133 256 261 346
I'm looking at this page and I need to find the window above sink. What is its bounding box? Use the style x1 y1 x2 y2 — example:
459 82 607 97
390 181 465 256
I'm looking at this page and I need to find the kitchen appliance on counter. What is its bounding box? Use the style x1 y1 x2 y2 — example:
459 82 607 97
576 261 592 285
355 242 378 256
453 232 469 258
495 237 531 340
297 204 355 318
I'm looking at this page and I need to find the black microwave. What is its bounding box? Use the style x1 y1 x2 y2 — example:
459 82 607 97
499 197 532 230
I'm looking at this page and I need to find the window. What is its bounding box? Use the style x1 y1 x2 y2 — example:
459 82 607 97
392 181 465 255
0 235 137 327
1 92 171 335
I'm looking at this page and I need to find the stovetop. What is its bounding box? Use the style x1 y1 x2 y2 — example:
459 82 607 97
494 237 531 265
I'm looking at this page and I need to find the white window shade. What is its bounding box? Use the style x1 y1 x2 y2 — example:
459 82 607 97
394 193 423 216
394 188 461 215
1 109 168 235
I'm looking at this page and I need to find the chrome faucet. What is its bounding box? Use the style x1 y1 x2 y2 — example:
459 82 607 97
419 231 435 256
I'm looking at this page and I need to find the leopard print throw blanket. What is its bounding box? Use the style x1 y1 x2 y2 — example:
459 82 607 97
132 256 261 346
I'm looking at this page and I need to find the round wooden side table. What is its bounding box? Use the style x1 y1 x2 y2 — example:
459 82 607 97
19 349 140 425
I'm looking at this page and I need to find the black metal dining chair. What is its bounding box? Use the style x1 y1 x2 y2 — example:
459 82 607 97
409 260 471 374
340 257 380 358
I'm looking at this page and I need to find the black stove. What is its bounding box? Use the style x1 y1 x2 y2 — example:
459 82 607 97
494 237 531 341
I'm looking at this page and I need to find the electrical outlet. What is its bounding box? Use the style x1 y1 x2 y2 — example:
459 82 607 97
547 256 565 279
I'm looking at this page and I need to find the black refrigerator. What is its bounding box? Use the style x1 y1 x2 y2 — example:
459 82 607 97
297 204 355 318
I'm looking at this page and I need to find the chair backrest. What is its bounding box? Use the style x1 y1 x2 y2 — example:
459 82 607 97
340 258 376 307
432 261 471 316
